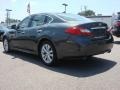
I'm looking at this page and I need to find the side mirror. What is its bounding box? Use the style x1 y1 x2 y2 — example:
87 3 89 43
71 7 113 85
11 24 17 29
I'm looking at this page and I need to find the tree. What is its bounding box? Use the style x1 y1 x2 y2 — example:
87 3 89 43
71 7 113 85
78 10 95 17
5 18 20 25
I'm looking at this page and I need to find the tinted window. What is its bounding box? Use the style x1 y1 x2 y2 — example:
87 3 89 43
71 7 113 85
45 16 52 23
19 17 30 29
57 13 93 22
31 15 45 27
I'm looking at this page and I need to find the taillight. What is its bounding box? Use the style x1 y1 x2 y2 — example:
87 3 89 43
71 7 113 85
65 26 92 36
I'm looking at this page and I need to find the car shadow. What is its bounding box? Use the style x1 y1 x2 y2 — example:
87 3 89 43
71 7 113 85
114 41 120 44
3 51 117 78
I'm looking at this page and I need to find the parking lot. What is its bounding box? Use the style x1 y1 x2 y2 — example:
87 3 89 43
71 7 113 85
0 37 119 90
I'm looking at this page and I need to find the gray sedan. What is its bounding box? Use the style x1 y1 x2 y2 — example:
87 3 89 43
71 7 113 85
2 13 114 66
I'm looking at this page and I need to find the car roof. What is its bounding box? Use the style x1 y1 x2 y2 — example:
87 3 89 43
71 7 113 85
28 13 66 22
29 13 70 17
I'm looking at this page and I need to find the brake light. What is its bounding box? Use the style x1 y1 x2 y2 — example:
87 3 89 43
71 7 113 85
65 26 92 36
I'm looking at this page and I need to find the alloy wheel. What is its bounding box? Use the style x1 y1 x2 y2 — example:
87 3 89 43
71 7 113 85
41 44 54 64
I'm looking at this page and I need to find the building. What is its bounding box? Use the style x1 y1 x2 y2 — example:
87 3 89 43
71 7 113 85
87 16 113 27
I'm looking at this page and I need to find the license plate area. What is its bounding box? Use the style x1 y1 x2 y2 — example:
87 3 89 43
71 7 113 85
91 29 106 37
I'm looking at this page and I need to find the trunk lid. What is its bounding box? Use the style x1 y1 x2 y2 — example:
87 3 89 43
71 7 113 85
78 22 108 38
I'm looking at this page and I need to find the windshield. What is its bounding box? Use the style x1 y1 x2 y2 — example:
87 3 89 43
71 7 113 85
57 13 93 23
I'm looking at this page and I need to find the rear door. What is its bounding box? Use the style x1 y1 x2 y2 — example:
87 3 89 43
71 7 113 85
25 14 53 51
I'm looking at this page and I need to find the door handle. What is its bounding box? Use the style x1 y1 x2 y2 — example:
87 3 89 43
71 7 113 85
37 30 42 33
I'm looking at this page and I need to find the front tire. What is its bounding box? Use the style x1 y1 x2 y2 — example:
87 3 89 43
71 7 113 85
39 41 58 66
3 38 11 53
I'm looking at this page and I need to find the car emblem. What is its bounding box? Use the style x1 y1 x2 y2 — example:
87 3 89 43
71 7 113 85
99 23 102 26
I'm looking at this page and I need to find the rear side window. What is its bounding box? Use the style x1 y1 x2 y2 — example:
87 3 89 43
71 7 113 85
30 15 53 27
18 17 30 29
44 16 53 24
31 15 45 27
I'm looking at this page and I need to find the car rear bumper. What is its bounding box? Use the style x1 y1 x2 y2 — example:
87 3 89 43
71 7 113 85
75 43 113 56
56 35 114 59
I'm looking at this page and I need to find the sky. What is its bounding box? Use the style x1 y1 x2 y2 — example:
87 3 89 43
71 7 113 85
0 0 120 22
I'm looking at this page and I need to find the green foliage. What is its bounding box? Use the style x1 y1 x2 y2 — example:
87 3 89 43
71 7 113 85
5 18 20 23
78 10 95 16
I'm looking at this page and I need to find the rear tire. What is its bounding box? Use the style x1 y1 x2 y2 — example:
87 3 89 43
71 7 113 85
39 41 58 66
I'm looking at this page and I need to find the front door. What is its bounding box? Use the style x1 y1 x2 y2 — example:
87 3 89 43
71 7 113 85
11 16 31 49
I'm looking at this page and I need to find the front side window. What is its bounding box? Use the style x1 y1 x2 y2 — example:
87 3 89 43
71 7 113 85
18 17 30 29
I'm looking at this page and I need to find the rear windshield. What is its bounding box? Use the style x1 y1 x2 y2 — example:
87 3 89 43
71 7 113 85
57 13 93 23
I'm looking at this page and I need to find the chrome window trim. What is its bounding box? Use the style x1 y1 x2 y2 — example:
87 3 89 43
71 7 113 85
91 27 107 29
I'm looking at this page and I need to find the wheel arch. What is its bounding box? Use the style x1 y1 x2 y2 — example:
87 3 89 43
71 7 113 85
37 37 57 54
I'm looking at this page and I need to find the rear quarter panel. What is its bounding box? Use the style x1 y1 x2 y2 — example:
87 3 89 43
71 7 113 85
36 23 74 58
37 23 72 44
